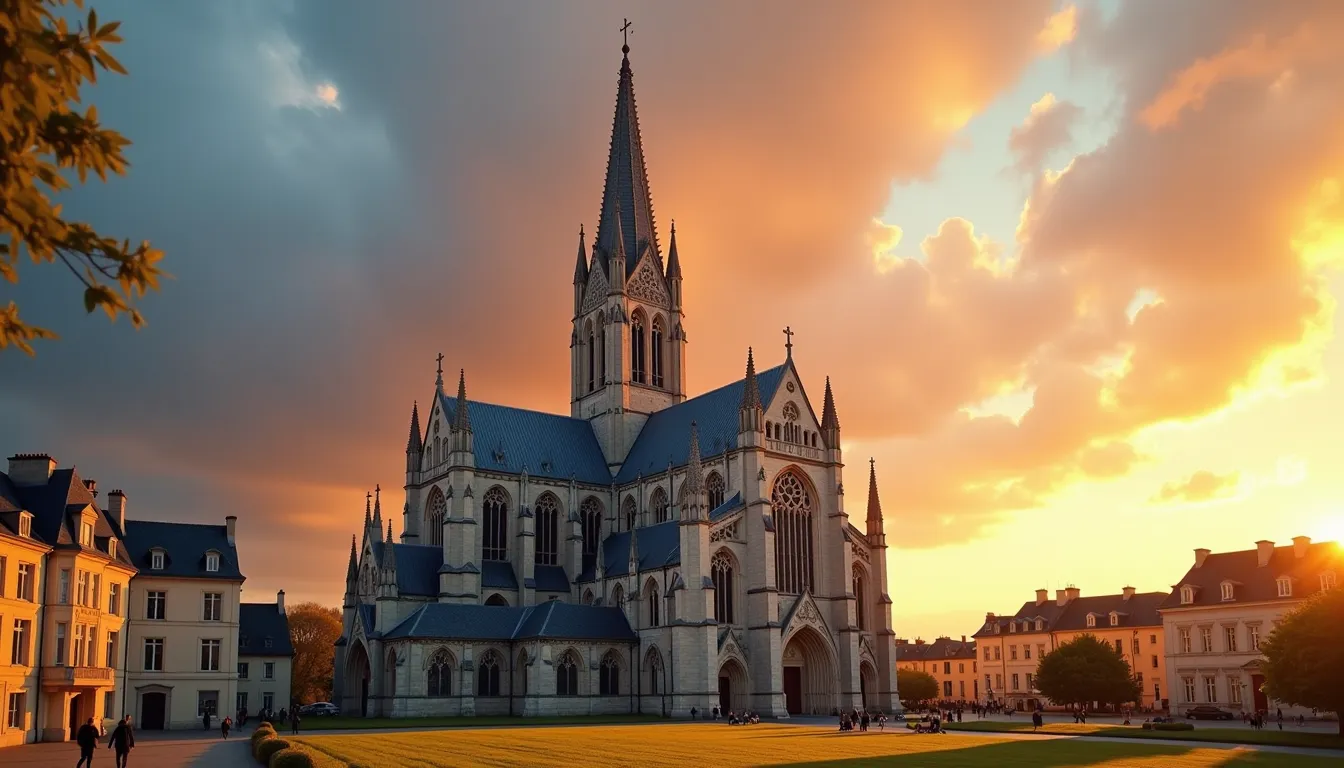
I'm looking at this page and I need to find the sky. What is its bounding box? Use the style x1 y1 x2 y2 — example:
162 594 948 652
3 0 1344 641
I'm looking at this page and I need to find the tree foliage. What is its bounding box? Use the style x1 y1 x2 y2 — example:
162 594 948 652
897 668 938 707
1 0 165 355
1260 585 1344 735
289 602 342 705
1035 634 1142 709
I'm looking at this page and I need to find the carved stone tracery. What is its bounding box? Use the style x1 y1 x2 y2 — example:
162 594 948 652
627 255 669 305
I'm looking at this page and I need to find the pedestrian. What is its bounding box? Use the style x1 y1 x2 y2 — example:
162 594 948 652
76 717 99 768
108 716 135 768
291 710 302 736
221 716 231 739
1032 710 1043 732
202 709 211 731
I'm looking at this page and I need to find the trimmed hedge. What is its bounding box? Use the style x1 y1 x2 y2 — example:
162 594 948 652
252 730 275 760
269 746 317 768
258 737 293 765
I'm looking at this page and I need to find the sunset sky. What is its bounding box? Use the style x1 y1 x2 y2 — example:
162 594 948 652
4 0 1344 641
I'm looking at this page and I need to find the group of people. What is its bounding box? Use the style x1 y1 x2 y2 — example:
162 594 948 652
73 716 135 768
205 705 301 739
839 709 888 732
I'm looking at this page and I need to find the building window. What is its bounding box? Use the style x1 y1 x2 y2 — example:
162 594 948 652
7 692 25 729
17 563 34 601
1179 628 1191 654
943 661 951 674
59 569 70 604
983 647 990 661
943 680 953 697
84 626 96 669
264 638 272 649
151 550 165 570
200 639 221 672
106 631 118 668
995 673 1002 690
712 551 735 624
580 496 603 573
1027 673 1035 690
1204 676 1217 703
622 496 637 531
237 692 248 713
706 472 725 512
1150 634 1157 644
477 650 501 696
80 521 94 547
1011 673 1020 691
77 571 89 606
1200 627 1213 653
1229 677 1242 705
203 593 222 621
143 638 164 671
1009 622 1017 633
1180 585 1194 604
92 574 101 610
426 649 452 697
206 552 220 572
1037 644 1045 659
1114 639 1123 655
556 650 580 696
993 646 1001 661
1225 626 1238 652
110 583 121 616
1110 613 1119 627
1035 619 1043 631
482 486 508 561
424 486 449 548
1151 654 1159 669
18 513 31 537
1086 614 1095 628
851 564 866 631
648 487 669 525
262 693 274 712
1276 577 1292 598
650 316 665 388
264 662 274 680
1249 625 1260 651
197 690 218 718
534 492 561 567
1182 677 1196 703
103 691 115 721
1221 582 1235 601
147 591 166 620
1009 645 1017 661
239 662 250 680
55 623 67 666
645 581 661 628
771 470 815 594
1024 645 1031 660
631 313 646 384
959 663 965 673
1322 572 1337 591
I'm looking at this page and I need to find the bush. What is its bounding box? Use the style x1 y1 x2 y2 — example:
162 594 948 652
251 729 275 759
269 746 317 768
257 737 292 765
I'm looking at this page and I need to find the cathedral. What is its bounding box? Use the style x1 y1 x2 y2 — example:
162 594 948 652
333 40 901 720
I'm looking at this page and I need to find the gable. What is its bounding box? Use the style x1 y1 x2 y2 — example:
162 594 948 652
582 261 609 314
762 363 823 455
626 249 670 307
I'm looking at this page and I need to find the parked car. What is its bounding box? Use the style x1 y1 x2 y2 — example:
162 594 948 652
299 702 340 717
1184 705 1234 720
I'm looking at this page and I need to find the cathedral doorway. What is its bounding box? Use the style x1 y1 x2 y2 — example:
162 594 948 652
346 642 372 717
718 658 748 715
859 661 877 710
781 626 836 716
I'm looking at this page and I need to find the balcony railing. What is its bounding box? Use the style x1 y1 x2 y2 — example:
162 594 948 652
43 665 114 685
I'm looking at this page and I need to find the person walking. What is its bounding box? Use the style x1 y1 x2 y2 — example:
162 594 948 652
221 716 232 739
1032 710 1043 732
76 717 100 767
202 709 211 732
108 716 135 768
291 710 302 736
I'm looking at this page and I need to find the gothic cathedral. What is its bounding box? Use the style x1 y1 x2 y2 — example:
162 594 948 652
333 41 901 720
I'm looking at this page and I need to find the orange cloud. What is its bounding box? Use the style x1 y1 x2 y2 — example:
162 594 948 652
1151 470 1241 504
1037 5 1079 51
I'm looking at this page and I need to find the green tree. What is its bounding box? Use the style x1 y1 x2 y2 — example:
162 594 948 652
1035 634 1142 710
288 602 343 705
897 668 939 709
1260 584 1344 735
1 0 165 355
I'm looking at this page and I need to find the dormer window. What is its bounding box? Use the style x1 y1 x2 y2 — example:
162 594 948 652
239 635 248 647
206 551 220 573
1276 577 1292 597
151 549 165 570
992 624 1000 634
1109 612 1119 627
1322 572 1337 591
1035 619 1043 631
18 512 32 538
80 521 94 547
1009 622 1017 633
1086 614 1096 628
1180 585 1195 604
264 638 273 648
107 538 117 558
1220 582 1235 601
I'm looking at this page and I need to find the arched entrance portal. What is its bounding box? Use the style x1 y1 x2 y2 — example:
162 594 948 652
781 626 837 716
859 661 878 711
346 642 372 717
718 658 748 715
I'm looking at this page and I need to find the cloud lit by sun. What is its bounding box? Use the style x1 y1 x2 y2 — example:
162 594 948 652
315 83 341 109
1036 5 1077 51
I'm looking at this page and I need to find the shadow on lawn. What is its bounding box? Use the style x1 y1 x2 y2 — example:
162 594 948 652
780 739 1332 767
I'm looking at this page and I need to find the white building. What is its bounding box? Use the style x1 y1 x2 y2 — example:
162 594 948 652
1160 537 1341 716
333 40 900 721
237 595 293 717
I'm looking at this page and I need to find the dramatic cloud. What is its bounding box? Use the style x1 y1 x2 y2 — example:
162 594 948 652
1008 93 1083 173
1151 470 1241 504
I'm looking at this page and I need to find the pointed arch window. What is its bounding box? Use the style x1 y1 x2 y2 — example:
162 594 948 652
482 487 508 561
557 650 580 696
427 649 452 697
581 497 604 572
599 651 621 695
650 488 669 524
612 583 625 611
651 315 665 387
712 550 735 624
772 470 815 594
646 580 661 628
645 649 663 695
598 323 607 382
424 487 448 548
477 650 501 696
586 320 596 393
622 496 637 531
853 564 867 631
631 313 647 384
535 493 560 566
706 472 725 512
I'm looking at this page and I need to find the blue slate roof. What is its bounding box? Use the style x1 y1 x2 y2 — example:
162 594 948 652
437 395 611 484
534 565 570 592
481 560 518 590
239 603 294 656
599 520 680 577
709 492 743 521
615 364 786 482
384 600 636 642
371 541 442 597
358 604 375 634
0 464 134 568
123 520 243 580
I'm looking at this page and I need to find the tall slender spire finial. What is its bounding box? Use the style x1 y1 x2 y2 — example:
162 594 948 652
783 326 794 359
455 369 471 431
407 401 423 453
620 18 633 55
346 534 358 580
685 421 704 495
373 484 382 525
867 457 885 535
595 31 659 274
821 376 840 432
574 224 589 284
740 347 761 409
435 353 445 391
365 491 372 525
666 220 682 280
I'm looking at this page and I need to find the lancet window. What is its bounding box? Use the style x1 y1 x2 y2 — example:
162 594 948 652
535 492 560 566
482 486 508 561
772 470 815 594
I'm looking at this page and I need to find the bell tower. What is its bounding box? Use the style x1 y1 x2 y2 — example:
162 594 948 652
571 37 687 470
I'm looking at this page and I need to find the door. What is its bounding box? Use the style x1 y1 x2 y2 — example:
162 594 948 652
719 676 731 715
783 667 802 715
1251 675 1268 712
142 692 167 730
68 693 82 740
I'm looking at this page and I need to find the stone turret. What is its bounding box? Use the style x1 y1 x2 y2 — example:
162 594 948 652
573 224 588 316
738 348 764 442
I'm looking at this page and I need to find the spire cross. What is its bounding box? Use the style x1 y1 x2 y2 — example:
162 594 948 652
870 457 876 470
783 326 794 357
620 18 633 49
435 352 445 377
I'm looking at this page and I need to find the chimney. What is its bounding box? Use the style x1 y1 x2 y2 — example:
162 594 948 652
1256 540 1274 567
961 635 967 643
277 590 286 615
1194 548 1211 567
985 612 996 623
915 637 925 646
1055 589 1067 606
7 454 57 486
106 490 126 530
83 479 98 497
1035 588 1048 605
1065 586 1081 603
225 516 237 546
1292 536 1311 559
1123 586 1136 601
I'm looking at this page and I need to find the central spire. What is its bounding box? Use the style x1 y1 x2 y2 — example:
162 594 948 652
594 40 659 276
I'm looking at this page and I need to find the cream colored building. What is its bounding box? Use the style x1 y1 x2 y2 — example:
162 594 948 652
1160 537 1341 717
1 454 136 745
119 517 244 730
896 636 979 703
236 594 294 717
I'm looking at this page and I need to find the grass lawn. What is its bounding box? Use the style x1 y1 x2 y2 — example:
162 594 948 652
945 721 1344 750
295 722 1340 767
301 713 663 731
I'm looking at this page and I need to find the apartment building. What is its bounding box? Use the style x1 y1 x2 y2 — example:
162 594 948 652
896 636 979 702
1160 537 1341 717
236 594 294 717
